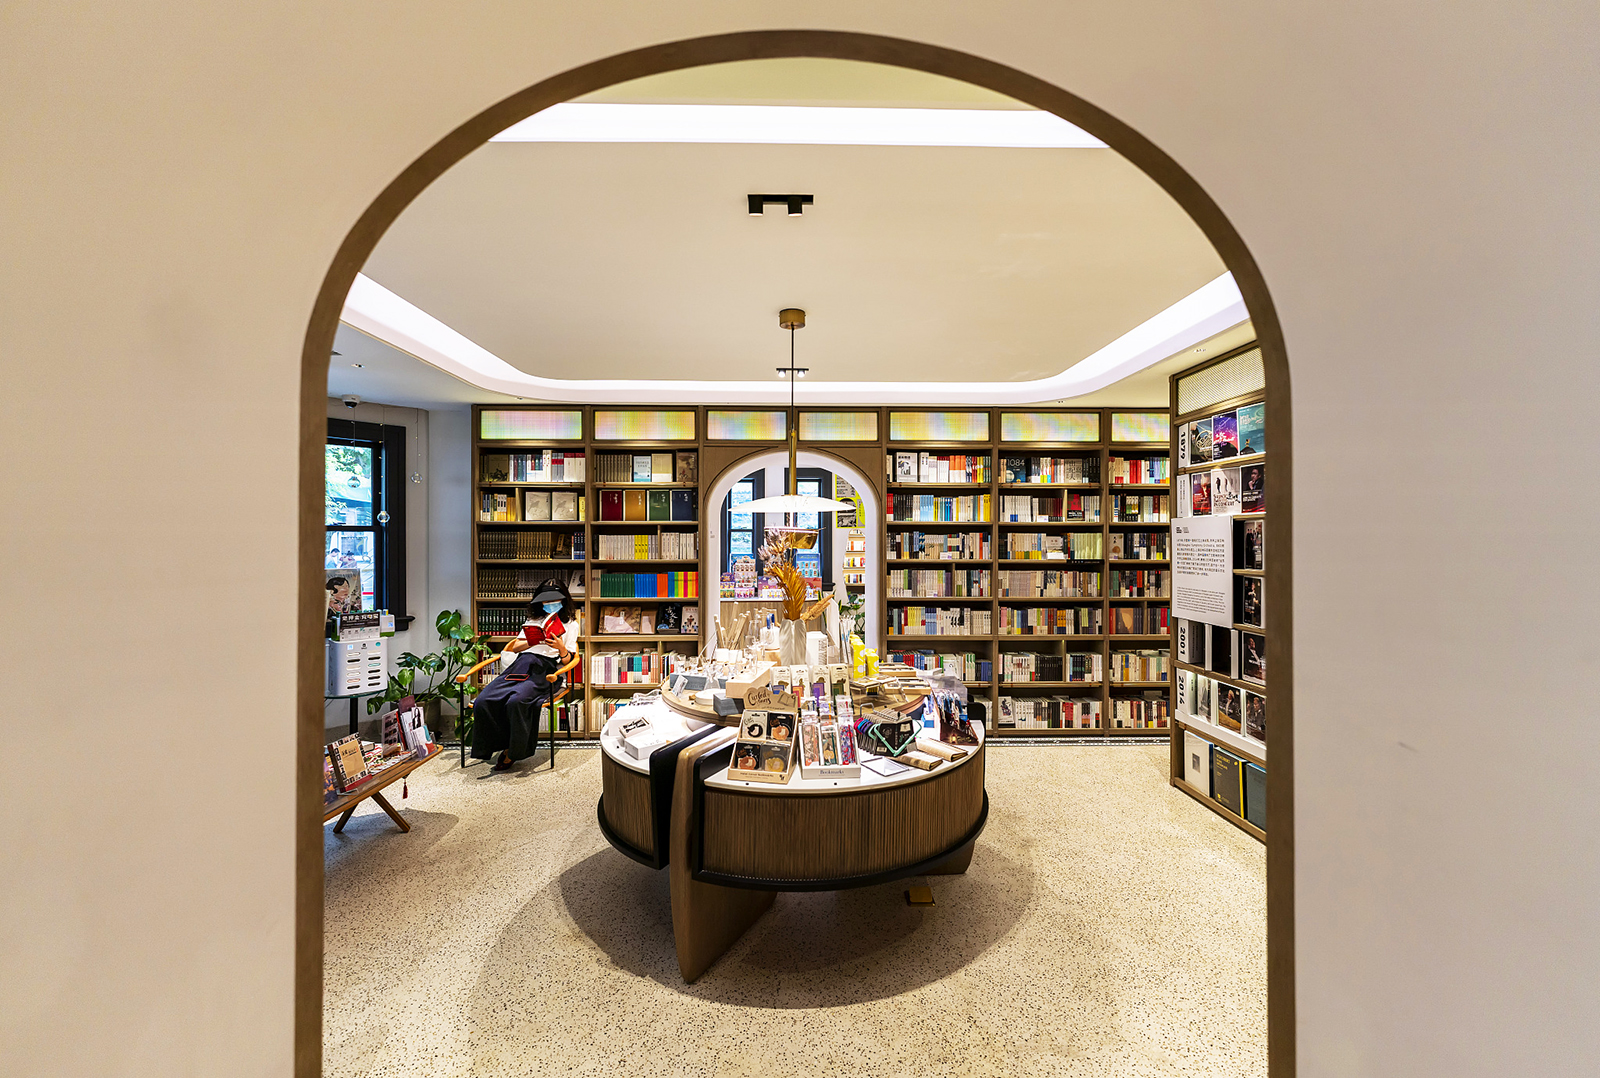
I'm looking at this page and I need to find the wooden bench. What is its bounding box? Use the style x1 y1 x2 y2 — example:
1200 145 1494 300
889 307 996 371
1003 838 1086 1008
323 744 443 834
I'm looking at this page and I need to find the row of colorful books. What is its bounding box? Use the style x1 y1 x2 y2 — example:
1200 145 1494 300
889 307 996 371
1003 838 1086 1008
596 489 696 521
887 606 994 636
1108 455 1170 484
998 494 1100 523
887 568 991 598
884 649 992 682
593 531 698 560
888 530 991 560
887 494 993 522
1002 455 1099 485
1000 651 1101 683
998 569 1102 598
999 606 1103 635
477 530 582 561
1003 532 1102 559
996 696 1101 730
480 450 586 484
591 571 700 598
889 452 992 484
593 450 698 484
1109 649 1169 682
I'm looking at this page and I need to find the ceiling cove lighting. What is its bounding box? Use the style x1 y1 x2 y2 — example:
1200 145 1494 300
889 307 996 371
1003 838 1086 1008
339 272 1246 405
489 103 1108 148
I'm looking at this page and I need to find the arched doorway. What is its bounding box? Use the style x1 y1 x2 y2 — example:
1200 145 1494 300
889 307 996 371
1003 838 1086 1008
704 447 885 649
298 30 1292 1077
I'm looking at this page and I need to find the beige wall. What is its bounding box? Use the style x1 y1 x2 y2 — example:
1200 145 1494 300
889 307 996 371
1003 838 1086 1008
2 4 1595 1075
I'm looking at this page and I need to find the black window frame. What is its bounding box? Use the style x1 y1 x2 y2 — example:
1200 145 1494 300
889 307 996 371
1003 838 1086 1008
325 418 410 627
721 471 766 576
783 465 835 591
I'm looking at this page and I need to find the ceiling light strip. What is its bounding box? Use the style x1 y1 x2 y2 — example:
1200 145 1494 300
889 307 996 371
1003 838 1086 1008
489 103 1107 148
340 272 1247 405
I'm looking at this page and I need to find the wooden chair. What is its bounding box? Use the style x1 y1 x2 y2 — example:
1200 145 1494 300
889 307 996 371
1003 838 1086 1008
455 647 582 771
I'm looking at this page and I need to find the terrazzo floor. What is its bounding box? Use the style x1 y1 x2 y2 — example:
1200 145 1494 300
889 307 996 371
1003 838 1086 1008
324 744 1265 1077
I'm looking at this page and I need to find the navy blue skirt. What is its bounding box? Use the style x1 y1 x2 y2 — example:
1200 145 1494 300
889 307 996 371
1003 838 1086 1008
470 652 562 763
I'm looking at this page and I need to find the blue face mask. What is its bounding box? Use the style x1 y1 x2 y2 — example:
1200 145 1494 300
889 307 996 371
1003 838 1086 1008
543 601 562 614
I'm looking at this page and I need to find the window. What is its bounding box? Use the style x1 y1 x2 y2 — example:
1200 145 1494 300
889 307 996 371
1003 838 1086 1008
722 471 765 575
783 467 834 592
325 419 407 623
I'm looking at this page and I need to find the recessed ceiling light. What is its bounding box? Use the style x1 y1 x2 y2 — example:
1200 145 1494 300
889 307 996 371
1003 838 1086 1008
1193 348 1207 353
351 362 364 368
490 103 1107 148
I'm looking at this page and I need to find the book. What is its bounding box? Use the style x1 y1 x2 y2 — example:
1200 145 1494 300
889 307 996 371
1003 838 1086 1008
480 453 511 482
327 734 369 791
1240 631 1266 684
1243 762 1266 829
650 452 673 483
1236 402 1265 456
894 453 917 481
1176 474 1191 518
675 451 697 484
523 490 551 521
1240 576 1265 628
647 489 670 521
1191 473 1213 515
1177 423 1189 469
1212 748 1245 817
325 568 363 615
631 455 651 482
551 491 577 521
400 706 435 756
623 490 648 521
1241 519 1264 570
670 489 696 521
1184 730 1212 795
1211 411 1238 459
1216 683 1242 732
1211 467 1241 516
1195 673 1213 720
1191 418 1213 463
1240 462 1265 513
1244 690 1267 743
599 490 623 521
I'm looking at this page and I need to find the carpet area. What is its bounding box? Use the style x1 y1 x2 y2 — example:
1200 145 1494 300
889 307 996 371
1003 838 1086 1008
324 744 1265 1077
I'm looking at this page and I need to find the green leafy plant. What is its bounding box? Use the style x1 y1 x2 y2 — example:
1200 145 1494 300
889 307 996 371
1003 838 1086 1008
368 611 494 742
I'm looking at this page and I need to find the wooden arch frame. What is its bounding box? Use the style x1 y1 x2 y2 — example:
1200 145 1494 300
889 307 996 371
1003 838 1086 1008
297 30 1294 1077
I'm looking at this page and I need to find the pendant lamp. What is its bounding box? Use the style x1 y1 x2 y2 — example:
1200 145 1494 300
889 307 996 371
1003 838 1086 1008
737 307 855 517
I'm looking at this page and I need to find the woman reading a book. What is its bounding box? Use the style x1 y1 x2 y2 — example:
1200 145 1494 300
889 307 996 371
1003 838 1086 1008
471 580 578 771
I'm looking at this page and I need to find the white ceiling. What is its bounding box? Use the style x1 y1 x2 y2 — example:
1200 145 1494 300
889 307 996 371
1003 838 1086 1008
344 59 1237 406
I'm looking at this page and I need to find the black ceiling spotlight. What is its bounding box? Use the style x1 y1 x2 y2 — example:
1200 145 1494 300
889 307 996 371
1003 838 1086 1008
748 193 814 216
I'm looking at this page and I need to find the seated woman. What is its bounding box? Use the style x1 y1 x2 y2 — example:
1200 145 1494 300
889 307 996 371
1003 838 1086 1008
471 580 579 771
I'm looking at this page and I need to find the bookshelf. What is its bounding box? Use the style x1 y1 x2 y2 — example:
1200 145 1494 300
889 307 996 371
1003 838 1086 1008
1167 343 1268 840
470 405 1172 740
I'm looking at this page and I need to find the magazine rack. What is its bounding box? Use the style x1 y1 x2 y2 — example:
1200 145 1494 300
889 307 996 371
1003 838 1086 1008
323 744 443 835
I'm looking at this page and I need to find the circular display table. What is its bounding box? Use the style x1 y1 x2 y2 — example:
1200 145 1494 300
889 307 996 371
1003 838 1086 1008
597 699 988 981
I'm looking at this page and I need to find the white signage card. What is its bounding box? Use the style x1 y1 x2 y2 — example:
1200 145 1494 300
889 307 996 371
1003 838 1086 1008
1172 515 1234 627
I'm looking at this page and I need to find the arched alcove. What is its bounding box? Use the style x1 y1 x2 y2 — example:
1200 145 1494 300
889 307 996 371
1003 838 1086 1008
704 447 884 649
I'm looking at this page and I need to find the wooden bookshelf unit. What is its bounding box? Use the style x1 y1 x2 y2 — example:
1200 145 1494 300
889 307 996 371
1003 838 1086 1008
470 405 1172 739
1167 343 1268 840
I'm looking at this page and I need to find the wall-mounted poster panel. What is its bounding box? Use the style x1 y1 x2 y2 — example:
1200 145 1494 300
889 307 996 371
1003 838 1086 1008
1172 515 1234 627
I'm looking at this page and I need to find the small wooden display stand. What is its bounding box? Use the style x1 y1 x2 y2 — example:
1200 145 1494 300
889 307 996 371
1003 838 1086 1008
323 745 443 834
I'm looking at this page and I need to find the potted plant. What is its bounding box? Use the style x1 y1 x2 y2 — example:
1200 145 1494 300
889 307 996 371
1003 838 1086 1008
367 609 494 744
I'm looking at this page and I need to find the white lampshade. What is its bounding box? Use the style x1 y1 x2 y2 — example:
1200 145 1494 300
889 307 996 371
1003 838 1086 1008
738 493 854 515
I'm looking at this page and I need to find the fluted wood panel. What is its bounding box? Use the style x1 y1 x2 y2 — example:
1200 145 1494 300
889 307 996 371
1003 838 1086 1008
701 746 985 881
600 755 655 858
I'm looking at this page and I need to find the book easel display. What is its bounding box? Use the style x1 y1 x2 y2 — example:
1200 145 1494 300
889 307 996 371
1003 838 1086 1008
1167 343 1268 840
472 405 1172 740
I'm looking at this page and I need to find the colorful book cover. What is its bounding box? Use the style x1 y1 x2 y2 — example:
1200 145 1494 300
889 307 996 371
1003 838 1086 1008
1211 411 1238 459
1191 418 1213 463
1244 691 1267 743
1236 403 1265 456
1240 576 1265 627
1191 474 1213 515
631 455 651 482
647 489 670 521
1212 748 1244 816
1211 467 1241 516
1240 631 1266 684
623 490 648 521
599 490 623 521
1240 462 1265 513
674 451 698 484
1216 683 1243 732
670 489 696 521
1243 762 1266 829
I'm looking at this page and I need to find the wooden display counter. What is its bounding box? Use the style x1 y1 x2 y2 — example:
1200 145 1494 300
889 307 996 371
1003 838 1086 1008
597 701 987 981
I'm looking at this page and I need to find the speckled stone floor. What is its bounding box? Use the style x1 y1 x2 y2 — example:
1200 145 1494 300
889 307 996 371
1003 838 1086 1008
324 744 1265 1077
